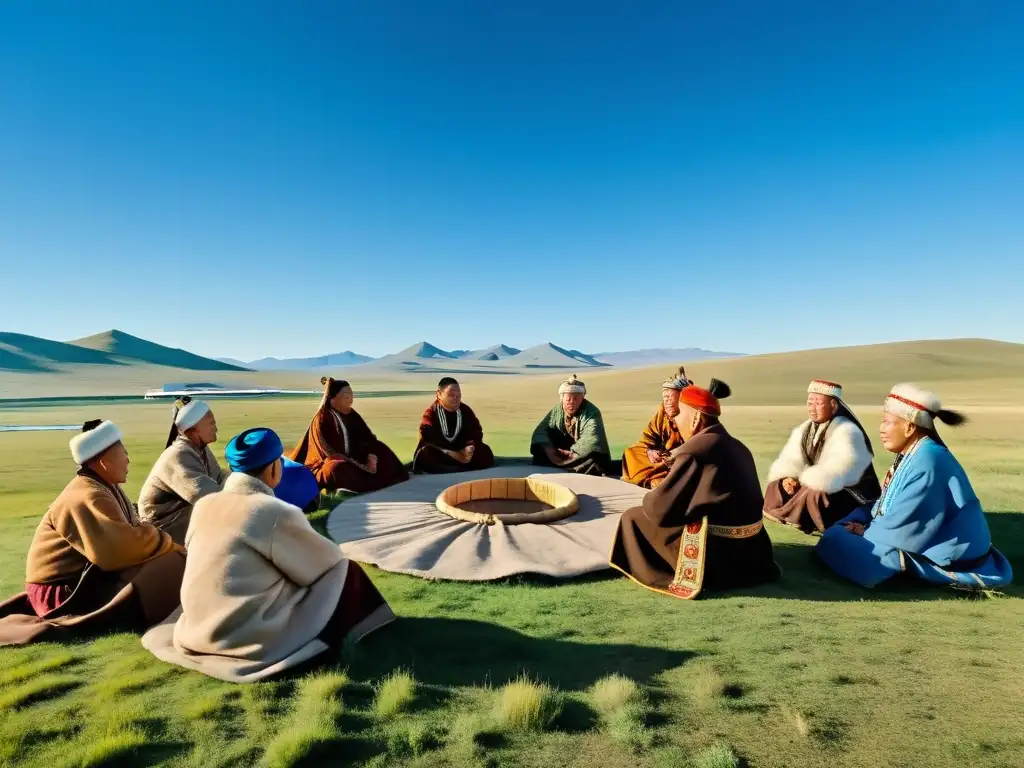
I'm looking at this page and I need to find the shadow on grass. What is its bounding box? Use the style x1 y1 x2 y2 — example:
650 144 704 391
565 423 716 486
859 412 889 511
342 617 694 692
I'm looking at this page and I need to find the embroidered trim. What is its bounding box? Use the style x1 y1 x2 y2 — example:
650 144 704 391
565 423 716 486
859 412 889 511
436 404 463 443
886 393 932 414
668 519 709 599
873 437 926 518
708 520 763 539
332 410 350 455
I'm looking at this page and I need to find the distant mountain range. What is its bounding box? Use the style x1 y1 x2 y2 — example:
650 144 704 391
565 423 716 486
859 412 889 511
216 351 374 370
591 347 745 368
0 330 248 373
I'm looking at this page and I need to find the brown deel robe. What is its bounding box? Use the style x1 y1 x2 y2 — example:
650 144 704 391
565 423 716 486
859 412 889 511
291 405 408 493
610 423 780 599
0 471 185 646
621 404 685 488
412 401 495 474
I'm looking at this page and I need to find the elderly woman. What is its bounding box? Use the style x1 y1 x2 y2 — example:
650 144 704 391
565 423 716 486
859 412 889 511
142 427 396 682
621 366 690 488
0 420 184 645
610 380 780 599
530 375 614 476
138 398 229 544
816 384 1013 590
412 377 495 474
291 378 408 493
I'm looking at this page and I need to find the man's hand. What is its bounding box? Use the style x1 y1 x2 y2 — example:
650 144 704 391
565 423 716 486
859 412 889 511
452 448 472 465
782 477 800 495
843 522 866 536
544 445 561 464
646 448 664 466
366 454 379 474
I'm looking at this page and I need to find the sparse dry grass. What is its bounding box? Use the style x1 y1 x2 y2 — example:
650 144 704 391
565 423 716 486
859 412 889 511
494 676 564 732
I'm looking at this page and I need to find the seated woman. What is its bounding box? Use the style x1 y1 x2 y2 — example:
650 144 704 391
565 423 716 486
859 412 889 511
0 421 184 646
291 378 409 493
610 380 780 599
621 367 689 488
412 377 495 474
142 428 396 682
816 384 1013 590
138 398 229 544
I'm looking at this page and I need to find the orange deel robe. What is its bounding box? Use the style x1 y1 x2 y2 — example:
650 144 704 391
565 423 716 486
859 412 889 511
621 404 684 489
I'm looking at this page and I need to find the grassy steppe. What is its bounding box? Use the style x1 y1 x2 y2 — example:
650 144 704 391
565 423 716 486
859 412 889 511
1 341 1022 768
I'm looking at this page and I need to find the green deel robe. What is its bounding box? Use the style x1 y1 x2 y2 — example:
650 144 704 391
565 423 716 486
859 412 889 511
529 400 613 475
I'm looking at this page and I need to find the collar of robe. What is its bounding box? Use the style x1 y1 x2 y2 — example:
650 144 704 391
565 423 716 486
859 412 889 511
223 472 275 497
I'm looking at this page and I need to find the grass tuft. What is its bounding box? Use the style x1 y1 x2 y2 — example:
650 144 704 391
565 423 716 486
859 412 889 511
0 652 79 687
260 672 347 768
494 675 563 732
782 706 810 738
690 666 727 707
372 669 417 718
590 674 653 752
691 742 741 768
0 675 80 711
77 726 148 767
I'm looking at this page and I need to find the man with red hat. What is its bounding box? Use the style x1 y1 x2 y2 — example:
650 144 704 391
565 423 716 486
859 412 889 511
610 379 780 599
763 380 881 534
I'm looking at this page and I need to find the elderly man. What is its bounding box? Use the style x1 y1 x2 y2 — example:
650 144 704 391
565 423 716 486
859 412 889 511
610 379 779 599
816 384 1013 590
530 375 614 476
621 366 690 488
412 377 496 474
763 380 881 534
0 420 184 645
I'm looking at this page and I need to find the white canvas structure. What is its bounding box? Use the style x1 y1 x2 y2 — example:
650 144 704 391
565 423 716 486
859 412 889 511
326 466 648 581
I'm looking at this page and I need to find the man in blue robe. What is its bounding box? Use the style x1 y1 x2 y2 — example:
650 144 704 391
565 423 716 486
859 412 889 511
816 383 1013 590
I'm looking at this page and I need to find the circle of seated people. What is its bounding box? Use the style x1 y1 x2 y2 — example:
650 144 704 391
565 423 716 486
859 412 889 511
435 477 580 526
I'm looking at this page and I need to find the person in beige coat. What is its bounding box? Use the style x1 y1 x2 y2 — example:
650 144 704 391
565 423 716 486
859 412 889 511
142 427 395 683
138 398 229 545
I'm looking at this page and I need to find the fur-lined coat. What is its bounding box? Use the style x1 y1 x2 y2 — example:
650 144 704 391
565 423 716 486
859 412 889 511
767 417 873 494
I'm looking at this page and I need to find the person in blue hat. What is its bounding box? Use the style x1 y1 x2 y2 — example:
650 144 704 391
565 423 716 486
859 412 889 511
141 427 396 682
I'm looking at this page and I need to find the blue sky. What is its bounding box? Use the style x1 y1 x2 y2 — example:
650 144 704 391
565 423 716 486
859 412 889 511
1 1 1022 360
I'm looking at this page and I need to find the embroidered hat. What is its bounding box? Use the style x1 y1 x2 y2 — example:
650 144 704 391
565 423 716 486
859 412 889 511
678 379 731 417
70 420 123 465
226 427 284 472
807 379 842 399
662 366 692 391
174 398 210 431
558 375 586 395
883 383 966 430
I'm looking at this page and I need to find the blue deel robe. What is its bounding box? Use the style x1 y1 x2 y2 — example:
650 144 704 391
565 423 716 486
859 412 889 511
274 457 320 513
815 437 1013 589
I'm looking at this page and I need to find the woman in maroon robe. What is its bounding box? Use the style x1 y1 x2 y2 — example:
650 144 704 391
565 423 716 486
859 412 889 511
291 378 409 494
412 377 495 474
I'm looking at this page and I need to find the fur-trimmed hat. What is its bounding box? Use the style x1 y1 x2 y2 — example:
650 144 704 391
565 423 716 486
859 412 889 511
70 420 122 465
558 375 586 395
807 379 842 399
884 383 965 430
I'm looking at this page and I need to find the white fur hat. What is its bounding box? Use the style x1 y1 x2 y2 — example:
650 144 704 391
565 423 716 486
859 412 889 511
70 421 123 465
558 375 586 395
174 399 210 431
883 383 946 429
808 379 842 399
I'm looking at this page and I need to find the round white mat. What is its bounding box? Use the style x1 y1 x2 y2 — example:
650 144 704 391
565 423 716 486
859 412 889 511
325 466 648 581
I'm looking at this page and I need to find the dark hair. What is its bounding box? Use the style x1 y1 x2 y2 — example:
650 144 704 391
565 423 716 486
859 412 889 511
320 377 350 401
437 377 459 391
82 419 103 432
164 396 193 448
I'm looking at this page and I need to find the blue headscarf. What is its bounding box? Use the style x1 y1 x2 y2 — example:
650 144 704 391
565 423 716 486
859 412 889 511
226 427 284 473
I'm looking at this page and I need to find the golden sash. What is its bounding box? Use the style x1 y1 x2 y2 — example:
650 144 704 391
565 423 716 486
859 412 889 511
668 519 763 599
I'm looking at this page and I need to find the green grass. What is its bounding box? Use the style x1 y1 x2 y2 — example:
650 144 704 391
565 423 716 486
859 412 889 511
372 670 417 718
1 348 1023 766
494 676 564 732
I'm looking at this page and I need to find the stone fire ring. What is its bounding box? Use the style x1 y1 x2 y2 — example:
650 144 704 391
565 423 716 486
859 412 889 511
435 477 580 526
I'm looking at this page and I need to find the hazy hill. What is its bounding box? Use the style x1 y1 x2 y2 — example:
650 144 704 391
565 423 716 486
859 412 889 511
592 347 745 368
515 343 609 368
222 351 375 370
0 332 124 372
69 330 249 371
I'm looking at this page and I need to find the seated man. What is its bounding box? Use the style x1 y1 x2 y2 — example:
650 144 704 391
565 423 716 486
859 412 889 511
291 377 409 494
0 420 184 646
816 384 1013 590
138 398 229 545
530 375 615 476
621 366 690 488
143 427 395 682
610 380 779 599
412 377 495 474
763 380 881 534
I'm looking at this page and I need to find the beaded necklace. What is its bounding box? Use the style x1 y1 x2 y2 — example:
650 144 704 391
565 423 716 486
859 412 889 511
437 404 463 442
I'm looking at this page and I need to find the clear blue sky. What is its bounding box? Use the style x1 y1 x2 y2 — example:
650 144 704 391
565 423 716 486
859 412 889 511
1 1 1022 360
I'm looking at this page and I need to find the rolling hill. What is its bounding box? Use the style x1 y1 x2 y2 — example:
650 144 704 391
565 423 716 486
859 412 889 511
592 347 745 367
70 330 249 371
221 351 375 370
0 332 124 372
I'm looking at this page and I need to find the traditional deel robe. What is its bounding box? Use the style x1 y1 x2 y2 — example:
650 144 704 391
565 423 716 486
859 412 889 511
610 423 780 599
529 399 615 476
816 437 1013 589
142 473 395 682
412 401 496 474
621 404 685 489
0 470 185 646
291 405 408 493
763 412 881 534
138 435 230 545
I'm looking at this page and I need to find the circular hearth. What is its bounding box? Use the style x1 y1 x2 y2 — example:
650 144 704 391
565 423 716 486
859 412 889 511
435 477 580 526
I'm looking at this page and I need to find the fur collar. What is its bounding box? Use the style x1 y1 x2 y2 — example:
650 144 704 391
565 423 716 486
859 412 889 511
223 473 274 497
